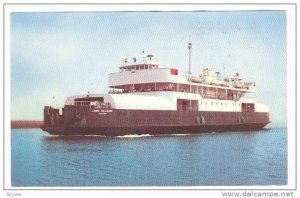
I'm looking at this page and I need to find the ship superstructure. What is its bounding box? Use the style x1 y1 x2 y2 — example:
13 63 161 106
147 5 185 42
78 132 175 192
41 44 270 136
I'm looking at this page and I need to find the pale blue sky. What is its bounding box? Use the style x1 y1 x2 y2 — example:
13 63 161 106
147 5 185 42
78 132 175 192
10 11 286 122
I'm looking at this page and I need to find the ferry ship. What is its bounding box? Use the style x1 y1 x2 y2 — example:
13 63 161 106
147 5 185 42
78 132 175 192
41 43 270 136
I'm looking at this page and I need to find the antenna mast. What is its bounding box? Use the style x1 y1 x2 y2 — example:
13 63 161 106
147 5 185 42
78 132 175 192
142 49 145 61
188 42 192 74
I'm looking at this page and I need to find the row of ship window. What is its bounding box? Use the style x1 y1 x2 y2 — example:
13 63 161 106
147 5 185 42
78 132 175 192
200 101 241 107
119 65 159 72
110 82 245 101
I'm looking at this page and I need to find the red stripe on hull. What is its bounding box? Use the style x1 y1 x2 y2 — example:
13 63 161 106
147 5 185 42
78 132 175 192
41 122 269 136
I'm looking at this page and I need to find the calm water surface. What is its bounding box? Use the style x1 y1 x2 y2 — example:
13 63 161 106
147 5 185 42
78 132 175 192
11 125 287 186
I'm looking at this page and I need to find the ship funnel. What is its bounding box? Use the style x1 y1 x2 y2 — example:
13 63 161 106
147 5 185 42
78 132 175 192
147 54 154 61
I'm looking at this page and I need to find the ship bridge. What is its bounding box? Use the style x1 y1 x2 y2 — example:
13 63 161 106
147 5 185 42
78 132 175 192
119 55 159 72
109 54 186 92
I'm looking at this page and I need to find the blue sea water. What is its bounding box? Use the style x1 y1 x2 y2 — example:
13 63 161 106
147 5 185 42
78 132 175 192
11 124 287 187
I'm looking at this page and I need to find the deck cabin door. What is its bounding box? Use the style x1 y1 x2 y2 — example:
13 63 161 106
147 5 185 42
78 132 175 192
121 110 130 125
